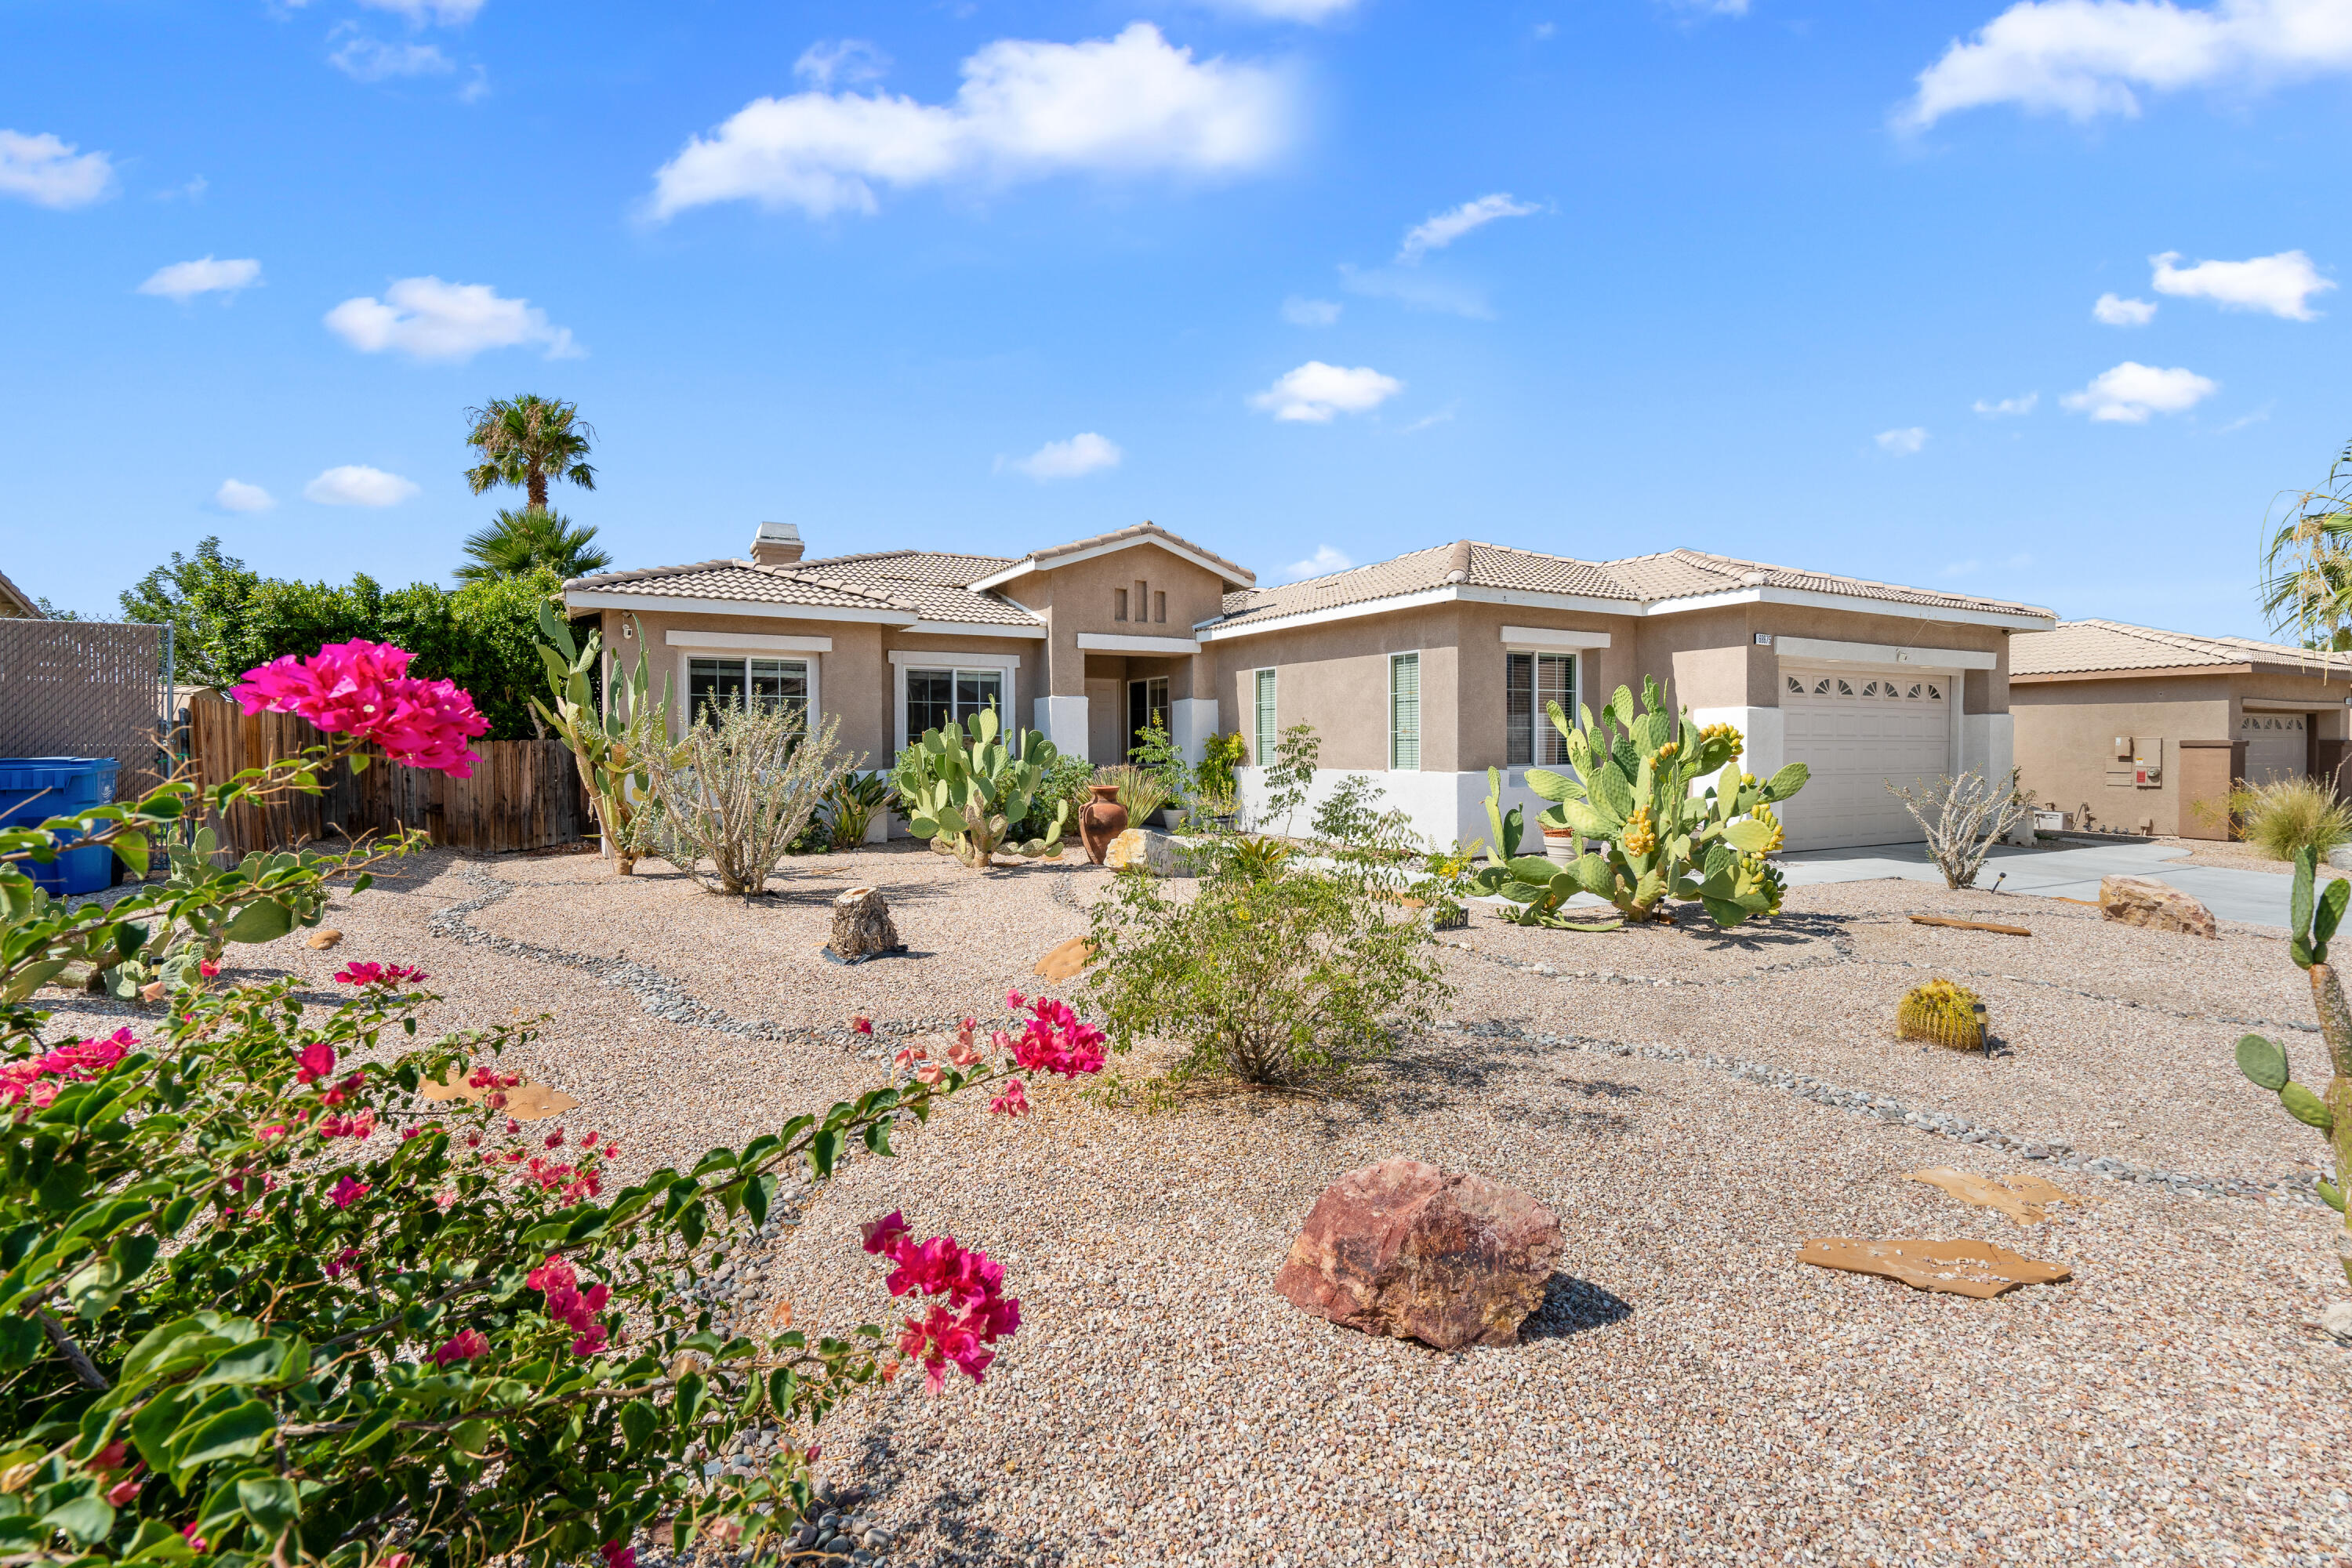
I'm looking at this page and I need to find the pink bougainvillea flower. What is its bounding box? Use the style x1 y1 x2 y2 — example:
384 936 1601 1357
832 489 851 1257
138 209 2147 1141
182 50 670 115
324 1247 359 1279
579 1131 599 1148
428 1329 488 1368
234 639 489 779
198 961 220 978
181 1524 207 1553
947 1036 980 1068
504 1118 521 1135
543 1129 564 1149
90 1441 129 1472
106 1478 141 1506
327 1175 369 1210
1004 989 1025 1011
295 1042 336 1084
1001 994 1108 1079
401 1126 420 1141
852 1016 873 1036
988 1079 1029 1117
600 1542 636 1568
571 1327 609 1356
861 1210 912 1255
913 1063 946 1086
256 1124 287 1142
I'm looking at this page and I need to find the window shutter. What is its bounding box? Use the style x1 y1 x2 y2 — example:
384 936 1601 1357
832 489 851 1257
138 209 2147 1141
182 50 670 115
1254 669 1276 764
1390 653 1420 771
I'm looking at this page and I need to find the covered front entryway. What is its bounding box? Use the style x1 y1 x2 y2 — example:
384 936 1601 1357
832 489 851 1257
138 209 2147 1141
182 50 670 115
1777 666 1952 851
2238 711 2308 787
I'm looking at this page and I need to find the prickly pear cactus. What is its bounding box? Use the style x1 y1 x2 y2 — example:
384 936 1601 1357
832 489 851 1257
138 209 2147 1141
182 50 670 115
1472 678 1806 928
898 707 1071 870
2234 847 2352 1287
1897 978 1987 1052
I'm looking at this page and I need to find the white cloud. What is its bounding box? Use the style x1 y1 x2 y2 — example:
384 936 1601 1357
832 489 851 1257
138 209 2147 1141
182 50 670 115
648 24 1293 220
1876 426 1929 454
1399 406 1457 434
2060 360 2218 422
1213 0 1362 18
2093 291 2158 325
303 466 419 507
1250 361 1403 423
330 37 455 80
1338 263 1492 318
2151 248 2334 318
794 39 890 89
357 0 484 22
0 129 116 209
213 479 276 514
1901 0 2352 129
1396 192 1539 264
1280 545 1353 580
325 277 582 362
138 257 262 303
1281 295 1342 325
1973 391 2039 416
1007 432 1122 480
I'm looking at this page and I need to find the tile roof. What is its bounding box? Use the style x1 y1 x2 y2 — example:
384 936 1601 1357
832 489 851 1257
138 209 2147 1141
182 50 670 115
1002 523 1255 588
1207 543 2052 629
2011 619 2352 678
564 552 1044 628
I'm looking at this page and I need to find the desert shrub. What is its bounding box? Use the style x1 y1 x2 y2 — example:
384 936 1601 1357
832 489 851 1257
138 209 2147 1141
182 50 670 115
1126 720 1192 808
819 771 892 851
0 645 1102 1568
1020 753 1095 843
1083 826 1453 1088
637 705 854 894
1885 769 2033 889
1095 764 1172 826
2231 776 2352 862
1259 723 1320 837
1195 732 1247 816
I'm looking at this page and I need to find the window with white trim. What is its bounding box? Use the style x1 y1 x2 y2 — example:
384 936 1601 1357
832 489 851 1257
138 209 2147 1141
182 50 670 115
1253 669 1276 765
688 657 808 724
1506 653 1576 767
1389 652 1421 771
905 667 1004 740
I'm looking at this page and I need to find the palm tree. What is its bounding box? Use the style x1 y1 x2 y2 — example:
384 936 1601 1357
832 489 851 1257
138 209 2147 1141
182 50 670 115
463 394 597 512
2261 438 2352 652
456 507 615 583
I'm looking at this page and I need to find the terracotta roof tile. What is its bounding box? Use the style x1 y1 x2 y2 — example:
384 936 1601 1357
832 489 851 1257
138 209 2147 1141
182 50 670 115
2012 619 2352 677
565 553 1044 627
1008 523 1255 587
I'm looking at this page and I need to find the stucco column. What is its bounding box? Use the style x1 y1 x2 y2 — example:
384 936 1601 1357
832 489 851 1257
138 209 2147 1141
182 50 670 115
1038 625 1091 761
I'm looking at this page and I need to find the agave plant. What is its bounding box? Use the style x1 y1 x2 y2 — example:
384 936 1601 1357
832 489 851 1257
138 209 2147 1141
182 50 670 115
1472 677 1807 928
898 708 1071 869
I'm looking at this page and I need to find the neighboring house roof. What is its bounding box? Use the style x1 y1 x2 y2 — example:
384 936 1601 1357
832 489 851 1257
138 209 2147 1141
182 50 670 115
0 568 42 618
968 523 1256 593
564 550 1046 630
2011 619 2352 679
1210 543 2053 632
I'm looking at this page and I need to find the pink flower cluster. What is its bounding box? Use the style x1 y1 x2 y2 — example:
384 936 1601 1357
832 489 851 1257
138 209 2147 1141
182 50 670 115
334 962 430 989
999 993 1107 1078
860 1212 1020 1394
429 1328 488 1369
527 1254 612 1356
0 1029 133 1110
319 1110 377 1139
233 640 488 779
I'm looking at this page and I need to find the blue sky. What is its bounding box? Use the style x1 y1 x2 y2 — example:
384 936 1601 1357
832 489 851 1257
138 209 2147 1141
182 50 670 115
5 0 2350 636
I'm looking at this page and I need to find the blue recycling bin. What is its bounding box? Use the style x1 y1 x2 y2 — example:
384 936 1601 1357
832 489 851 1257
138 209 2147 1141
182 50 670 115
0 757 122 895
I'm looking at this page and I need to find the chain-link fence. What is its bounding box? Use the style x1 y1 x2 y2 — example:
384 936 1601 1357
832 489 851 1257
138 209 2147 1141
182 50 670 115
0 619 173 797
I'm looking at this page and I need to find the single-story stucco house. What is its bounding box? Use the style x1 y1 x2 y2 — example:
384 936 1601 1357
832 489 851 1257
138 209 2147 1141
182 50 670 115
2010 619 2352 839
561 521 2056 851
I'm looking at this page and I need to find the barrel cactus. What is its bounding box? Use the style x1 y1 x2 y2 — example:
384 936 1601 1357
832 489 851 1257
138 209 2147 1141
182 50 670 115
897 707 1070 870
2234 846 2352 1285
1897 977 1987 1053
1475 677 1807 928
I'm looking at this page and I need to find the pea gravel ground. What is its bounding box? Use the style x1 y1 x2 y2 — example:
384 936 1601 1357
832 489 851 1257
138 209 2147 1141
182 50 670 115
49 844 2352 1566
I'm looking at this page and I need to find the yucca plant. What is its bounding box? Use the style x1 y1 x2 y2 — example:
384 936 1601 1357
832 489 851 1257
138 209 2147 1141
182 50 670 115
1474 678 1808 928
2234 846 2352 1287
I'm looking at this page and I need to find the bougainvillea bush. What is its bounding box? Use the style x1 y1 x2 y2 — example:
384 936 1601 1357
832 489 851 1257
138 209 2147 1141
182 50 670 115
0 641 1102 1568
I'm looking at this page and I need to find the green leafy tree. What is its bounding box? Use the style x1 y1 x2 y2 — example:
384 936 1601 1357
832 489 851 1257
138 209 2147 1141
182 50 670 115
117 540 263 690
2260 437 2352 652
456 509 612 585
463 395 597 514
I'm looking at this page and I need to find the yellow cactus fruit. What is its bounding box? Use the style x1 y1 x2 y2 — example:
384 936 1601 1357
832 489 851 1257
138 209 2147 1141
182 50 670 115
1654 740 1682 761
1740 771 1757 787
1699 721 1743 750
1752 802 1786 854
1623 804 1658 855
1897 978 1987 1052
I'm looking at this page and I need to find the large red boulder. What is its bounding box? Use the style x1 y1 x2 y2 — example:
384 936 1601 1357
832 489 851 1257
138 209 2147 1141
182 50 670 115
1273 1156 1563 1350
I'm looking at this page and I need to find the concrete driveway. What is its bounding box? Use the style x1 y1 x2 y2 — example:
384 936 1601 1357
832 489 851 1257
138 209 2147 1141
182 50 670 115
1777 839 2299 927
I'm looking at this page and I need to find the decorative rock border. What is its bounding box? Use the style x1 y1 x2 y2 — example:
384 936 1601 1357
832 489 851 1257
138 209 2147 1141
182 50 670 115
1432 1018 2332 1210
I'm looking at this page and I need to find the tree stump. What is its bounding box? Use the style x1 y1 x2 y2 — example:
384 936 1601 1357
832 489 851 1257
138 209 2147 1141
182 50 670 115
829 887 900 960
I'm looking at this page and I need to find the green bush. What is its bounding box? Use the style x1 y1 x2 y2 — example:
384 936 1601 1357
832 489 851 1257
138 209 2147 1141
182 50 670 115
1083 824 1453 1088
1095 765 1172 826
2230 776 2352 862
1195 732 1247 815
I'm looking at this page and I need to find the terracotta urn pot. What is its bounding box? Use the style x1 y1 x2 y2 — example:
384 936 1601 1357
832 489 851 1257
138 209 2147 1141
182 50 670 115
1078 783 1129 865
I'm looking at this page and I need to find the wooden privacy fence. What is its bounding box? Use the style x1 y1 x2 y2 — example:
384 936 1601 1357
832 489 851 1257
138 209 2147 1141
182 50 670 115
187 695 586 855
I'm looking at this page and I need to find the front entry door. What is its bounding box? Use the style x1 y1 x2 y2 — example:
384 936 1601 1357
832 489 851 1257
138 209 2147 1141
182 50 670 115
1127 677 1169 757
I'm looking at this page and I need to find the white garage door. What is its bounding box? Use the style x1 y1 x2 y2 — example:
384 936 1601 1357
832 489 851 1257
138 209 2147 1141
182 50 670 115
1778 668 1951 851
2240 712 2307 787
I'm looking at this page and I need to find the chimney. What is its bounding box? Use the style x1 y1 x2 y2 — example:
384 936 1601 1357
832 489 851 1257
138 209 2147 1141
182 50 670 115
750 521 804 568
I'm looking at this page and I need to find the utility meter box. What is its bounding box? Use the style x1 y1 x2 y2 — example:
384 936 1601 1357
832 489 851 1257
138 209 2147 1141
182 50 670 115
2107 737 2164 788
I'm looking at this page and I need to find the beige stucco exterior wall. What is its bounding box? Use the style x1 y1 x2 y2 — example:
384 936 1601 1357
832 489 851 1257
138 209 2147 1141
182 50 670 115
2013 667 2352 835
993 544 1229 700
1207 602 1465 771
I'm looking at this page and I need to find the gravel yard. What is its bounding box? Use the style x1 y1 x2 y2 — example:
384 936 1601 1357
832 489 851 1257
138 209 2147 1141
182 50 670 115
47 845 2352 1566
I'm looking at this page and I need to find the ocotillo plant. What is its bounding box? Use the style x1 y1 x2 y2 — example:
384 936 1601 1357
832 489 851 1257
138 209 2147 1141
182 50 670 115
531 601 666 874
2235 846 2352 1286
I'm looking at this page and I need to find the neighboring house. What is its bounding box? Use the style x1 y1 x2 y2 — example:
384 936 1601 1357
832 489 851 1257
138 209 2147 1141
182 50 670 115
0 569 44 619
2010 619 2352 840
563 522 2055 851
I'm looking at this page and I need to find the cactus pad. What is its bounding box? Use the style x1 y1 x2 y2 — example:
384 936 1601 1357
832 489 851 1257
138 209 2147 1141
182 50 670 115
1896 978 1987 1052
